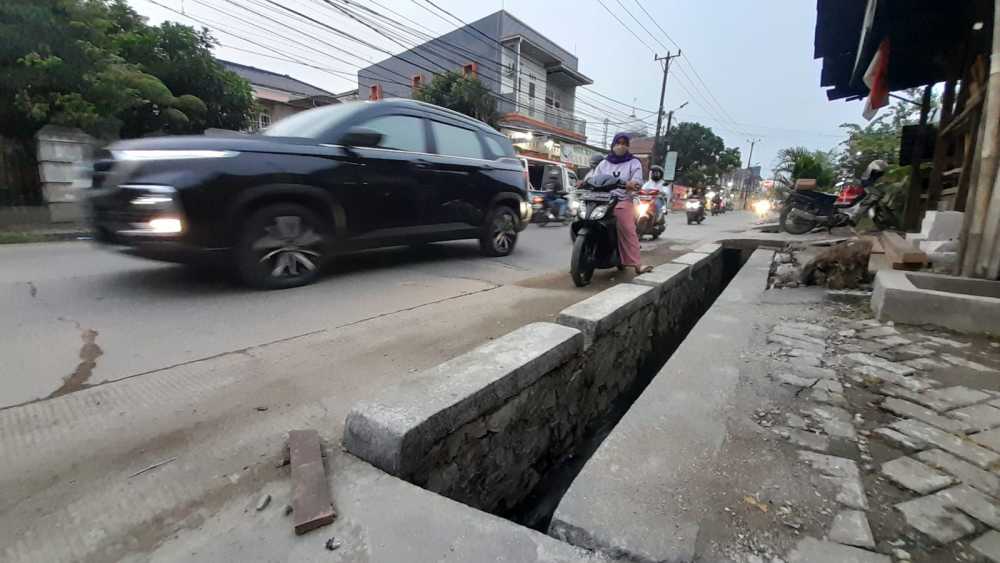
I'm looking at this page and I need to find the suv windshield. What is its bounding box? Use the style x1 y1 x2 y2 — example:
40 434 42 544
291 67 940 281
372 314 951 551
260 103 362 139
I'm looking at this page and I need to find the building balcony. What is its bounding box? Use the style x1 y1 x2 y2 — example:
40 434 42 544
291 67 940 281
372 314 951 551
497 97 586 140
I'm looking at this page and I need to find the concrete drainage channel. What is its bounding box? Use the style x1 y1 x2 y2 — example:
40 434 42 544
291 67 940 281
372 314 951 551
343 242 755 535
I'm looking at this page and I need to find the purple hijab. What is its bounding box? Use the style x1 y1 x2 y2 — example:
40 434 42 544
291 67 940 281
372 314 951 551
606 132 636 164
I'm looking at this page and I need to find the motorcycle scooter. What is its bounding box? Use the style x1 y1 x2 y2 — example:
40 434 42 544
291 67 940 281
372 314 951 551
570 175 625 287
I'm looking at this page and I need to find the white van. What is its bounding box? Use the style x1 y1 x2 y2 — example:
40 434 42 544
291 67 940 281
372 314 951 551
519 156 579 222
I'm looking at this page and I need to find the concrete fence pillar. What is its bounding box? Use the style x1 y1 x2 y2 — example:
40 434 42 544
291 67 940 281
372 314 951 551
34 125 98 223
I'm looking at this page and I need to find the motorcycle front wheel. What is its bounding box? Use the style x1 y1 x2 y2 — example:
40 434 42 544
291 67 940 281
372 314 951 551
571 233 596 287
780 205 817 235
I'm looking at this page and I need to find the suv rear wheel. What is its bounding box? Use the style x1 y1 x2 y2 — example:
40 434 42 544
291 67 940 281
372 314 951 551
479 206 519 257
235 203 330 289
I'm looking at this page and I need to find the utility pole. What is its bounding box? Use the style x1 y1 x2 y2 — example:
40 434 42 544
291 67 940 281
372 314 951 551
652 50 681 167
743 137 761 209
603 118 610 147
661 101 688 152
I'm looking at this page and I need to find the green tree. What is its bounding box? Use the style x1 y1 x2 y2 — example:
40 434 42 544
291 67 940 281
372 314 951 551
661 121 740 187
0 0 252 142
774 146 836 190
413 71 497 127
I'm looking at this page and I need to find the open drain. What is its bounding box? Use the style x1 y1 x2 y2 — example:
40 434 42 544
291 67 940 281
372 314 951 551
344 245 755 532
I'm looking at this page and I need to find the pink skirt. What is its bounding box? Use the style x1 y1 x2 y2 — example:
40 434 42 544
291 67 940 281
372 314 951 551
614 201 641 267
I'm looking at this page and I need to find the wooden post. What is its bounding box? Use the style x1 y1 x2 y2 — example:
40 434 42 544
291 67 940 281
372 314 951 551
977 0 1000 278
902 85 933 231
927 78 957 208
962 1 1000 277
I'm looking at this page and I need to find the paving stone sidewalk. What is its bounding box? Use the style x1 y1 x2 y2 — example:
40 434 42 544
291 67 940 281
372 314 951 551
761 299 1000 563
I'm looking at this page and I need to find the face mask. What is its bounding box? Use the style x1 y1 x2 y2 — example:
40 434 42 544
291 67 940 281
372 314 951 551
613 144 627 156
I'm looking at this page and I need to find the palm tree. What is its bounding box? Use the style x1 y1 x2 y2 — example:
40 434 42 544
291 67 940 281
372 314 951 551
774 147 835 190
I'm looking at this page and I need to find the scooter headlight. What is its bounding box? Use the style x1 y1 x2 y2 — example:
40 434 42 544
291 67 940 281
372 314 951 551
637 202 650 217
569 199 580 211
591 205 608 220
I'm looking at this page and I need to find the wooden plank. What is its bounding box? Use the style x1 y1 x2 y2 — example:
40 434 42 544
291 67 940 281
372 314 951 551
880 232 928 270
289 429 336 535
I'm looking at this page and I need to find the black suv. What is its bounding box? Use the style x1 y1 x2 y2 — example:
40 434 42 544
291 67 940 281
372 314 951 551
88 100 529 288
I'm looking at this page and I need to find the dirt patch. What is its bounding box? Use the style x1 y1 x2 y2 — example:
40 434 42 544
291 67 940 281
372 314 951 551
49 328 103 399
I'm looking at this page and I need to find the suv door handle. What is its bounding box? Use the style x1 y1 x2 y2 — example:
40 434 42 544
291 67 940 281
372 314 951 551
412 159 432 169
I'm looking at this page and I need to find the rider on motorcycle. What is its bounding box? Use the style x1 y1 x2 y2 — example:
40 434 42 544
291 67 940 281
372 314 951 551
642 165 670 216
850 159 889 223
542 173 568 219
590 133 653 275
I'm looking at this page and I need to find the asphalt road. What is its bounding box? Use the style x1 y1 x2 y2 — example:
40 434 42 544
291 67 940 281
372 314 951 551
0 211 753 409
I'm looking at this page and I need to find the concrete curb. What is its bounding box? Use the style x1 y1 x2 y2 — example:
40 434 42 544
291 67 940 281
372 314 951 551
873 270 1000 334
557 283 657 349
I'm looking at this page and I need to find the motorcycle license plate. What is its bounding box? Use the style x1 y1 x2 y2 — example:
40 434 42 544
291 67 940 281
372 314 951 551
578 190 611 201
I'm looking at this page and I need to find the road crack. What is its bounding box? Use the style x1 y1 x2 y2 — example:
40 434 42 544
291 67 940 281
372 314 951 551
48 327 103 399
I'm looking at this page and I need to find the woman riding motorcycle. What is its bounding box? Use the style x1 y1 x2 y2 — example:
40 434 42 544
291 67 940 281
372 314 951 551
642 164 670 217
590 133 653 275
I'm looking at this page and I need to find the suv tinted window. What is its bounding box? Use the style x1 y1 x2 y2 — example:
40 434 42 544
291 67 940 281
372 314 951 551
430 121 485 159
357 115 427 152
483 134 515 158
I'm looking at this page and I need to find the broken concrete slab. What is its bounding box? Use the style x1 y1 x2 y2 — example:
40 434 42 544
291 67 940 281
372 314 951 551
876 335 912 348
769 333 826 355
891 418 1000 469
854 365 935 393
780 428 830 452
781 321 832 337
937 484 1000 529
859 326 899 339
916 449 1000 497
797 451 867 510
972 531 1000 563
845 353 915 376
874 427 928 451
880 456 956 494
786 537 889 563
880 385 940 410
904 357 950 370
828 510 875 549
774 372 819 388
923 335 972 349
803 404 856 440
971 428 1000 453
950 403 1000 433
880 398 969 434
773 324 828 346
895 494 977 544
809 388 847 407
921 386 993 412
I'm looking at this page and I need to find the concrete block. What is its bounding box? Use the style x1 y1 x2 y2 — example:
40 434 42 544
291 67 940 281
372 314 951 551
920 210 964 241
631 262 689 294
922 386 992 411
874 427 928 450
880 398 968 434
880 456 956 494
920 240 958 254
692 242 722 256
343 322 582 476
971 428 1000 453
787 537 889 563
916 449 1000 496
872 270 1000 335
972 531 1000 563
557 283 656 348
828 510 875 549
937 484 1000 529
950 403 1000 433
896 493 976 543
670 251 712 271
891 418 1000 469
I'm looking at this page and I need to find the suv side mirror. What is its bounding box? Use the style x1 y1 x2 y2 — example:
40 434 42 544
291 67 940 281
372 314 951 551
339 127 383 148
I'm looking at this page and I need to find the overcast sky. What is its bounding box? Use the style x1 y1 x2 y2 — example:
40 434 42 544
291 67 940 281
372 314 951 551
129 0 866 176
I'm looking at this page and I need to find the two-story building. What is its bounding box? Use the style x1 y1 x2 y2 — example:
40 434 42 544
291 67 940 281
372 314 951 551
357 10 594 167
219 60 340 131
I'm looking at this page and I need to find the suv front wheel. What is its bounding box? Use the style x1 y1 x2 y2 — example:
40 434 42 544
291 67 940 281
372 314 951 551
480 205 519 257
235 203 331 289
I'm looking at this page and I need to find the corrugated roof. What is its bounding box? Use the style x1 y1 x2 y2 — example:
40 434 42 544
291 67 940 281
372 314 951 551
219 60 334 98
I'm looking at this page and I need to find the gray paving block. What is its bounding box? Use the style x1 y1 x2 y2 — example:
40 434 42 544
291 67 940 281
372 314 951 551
670 251 712 270
773 323 828 346
880 398 969 434
937 484 1000 529
803 404 856 440
880 456 956 494
786 537 890 563
829 510 875 549
769 333 826 355
859 326 899 339
557 283 656 348
876 335 913 348
798 451 867 510
781 321 831 337
941 354 997 373
950 403 1000 433
881 385 940 409
692 242 722 256
896 494 977 544
781 428 829 452
972 428 1000 454
921 386 993 411
845 353 915 376
972 531 1000 563
774 372 819 387
905 356 950 370
875 427 928 450
891 418 1000 469
916 449 1000 497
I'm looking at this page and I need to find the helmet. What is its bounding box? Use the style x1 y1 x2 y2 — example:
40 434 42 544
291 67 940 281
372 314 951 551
650 165 664 180
589 153 604 168
862 159 889 180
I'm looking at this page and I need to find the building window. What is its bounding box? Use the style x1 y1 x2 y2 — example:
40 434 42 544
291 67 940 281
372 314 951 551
369 84 383 101
411 75 423 92
257 109 271 130
462 63 478 78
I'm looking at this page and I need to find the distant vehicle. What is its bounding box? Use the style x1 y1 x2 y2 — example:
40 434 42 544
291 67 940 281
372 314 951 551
521 156 579 225
685 197 706 225
88 100 530 289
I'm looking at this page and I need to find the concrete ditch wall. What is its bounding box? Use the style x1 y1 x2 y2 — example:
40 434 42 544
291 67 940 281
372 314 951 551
343 244 735 516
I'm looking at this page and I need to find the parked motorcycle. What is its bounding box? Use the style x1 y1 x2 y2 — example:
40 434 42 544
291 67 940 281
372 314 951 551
780 181 896 234
570 175 624 287
635 188 666 240
685 197 706 225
